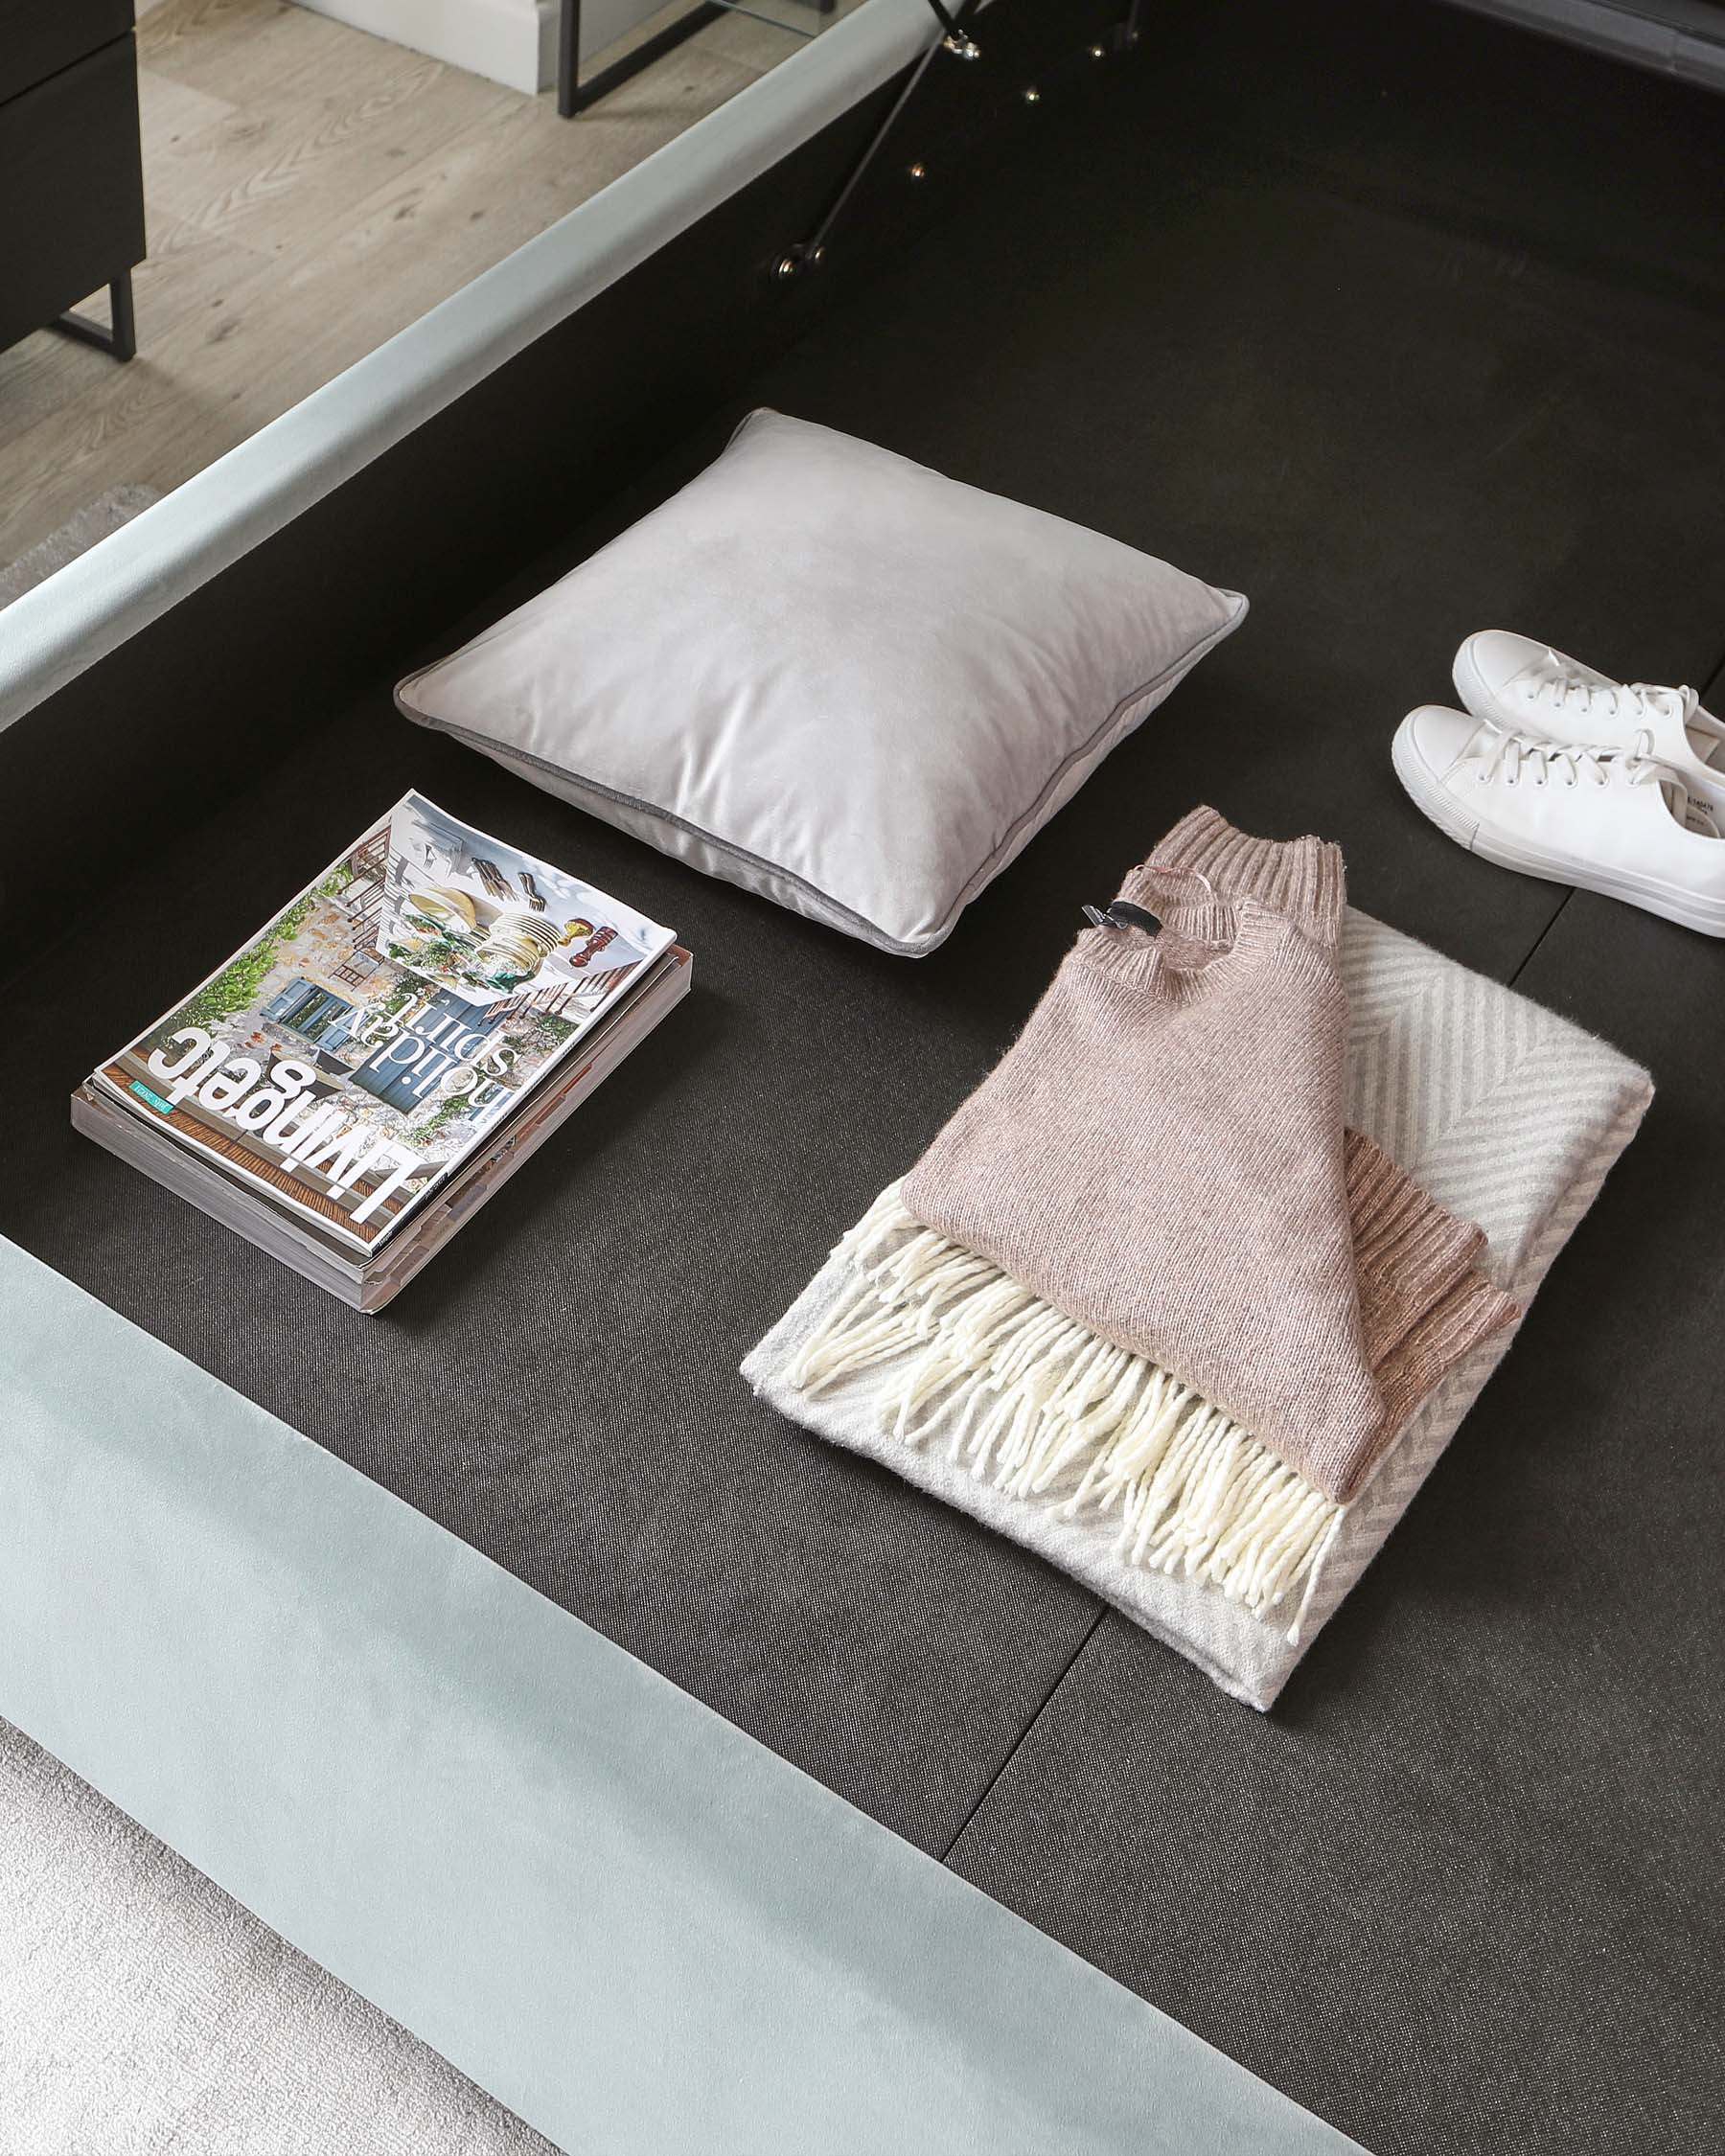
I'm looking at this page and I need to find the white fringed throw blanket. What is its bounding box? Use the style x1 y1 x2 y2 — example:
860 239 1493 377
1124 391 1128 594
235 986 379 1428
745 862 1650 1706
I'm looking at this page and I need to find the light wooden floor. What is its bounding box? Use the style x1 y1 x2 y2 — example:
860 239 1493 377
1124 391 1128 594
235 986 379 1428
0 0 840 573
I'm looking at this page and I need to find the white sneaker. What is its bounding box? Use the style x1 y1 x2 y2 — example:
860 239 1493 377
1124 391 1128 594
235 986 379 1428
1453 630 1725 807
1392 703 1725 937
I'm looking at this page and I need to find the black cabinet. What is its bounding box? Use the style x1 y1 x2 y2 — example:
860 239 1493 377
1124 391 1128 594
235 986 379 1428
0 0 146 359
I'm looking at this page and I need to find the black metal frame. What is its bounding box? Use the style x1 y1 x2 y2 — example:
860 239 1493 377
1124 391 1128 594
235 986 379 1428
559 0 836 118
53 269 136 362
769 0 986 277
770 0 1148 283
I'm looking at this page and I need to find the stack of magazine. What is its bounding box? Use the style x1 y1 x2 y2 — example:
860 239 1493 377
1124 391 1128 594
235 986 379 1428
73 792 689 1312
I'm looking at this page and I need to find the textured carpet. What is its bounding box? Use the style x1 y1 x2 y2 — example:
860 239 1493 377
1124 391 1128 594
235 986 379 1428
0 1718 554 2156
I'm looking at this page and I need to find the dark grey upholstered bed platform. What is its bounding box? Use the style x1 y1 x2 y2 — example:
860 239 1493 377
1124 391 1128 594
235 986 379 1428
2 3 1722 2151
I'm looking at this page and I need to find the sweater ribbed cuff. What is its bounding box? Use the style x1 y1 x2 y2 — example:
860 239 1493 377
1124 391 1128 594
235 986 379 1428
1340 1130 1518 1499
1346 1130 1487 1341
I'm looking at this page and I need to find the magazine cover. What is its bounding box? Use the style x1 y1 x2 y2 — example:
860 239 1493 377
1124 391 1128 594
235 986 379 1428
90 792 675 1251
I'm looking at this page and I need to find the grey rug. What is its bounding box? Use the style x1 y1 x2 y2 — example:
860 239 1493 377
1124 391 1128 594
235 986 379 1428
0 1714 557 2156
0 487 160 609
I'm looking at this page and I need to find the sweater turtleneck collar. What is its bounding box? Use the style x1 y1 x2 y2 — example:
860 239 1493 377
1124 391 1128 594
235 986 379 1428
1142 805 1347 950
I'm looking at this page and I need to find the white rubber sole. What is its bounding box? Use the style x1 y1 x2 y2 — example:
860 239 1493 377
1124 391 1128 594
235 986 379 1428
1392 714 1725 938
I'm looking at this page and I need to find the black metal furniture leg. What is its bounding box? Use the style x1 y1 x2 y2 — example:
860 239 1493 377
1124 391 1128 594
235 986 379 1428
109 269 136 362
558 0 580 117
559 0 727 116
53 270 137 362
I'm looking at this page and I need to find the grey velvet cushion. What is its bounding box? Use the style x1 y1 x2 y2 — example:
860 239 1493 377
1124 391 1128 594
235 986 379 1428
395 412 1246 955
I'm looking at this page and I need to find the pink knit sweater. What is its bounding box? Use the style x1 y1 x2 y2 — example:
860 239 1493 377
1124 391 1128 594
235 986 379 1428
901 809 1515 1503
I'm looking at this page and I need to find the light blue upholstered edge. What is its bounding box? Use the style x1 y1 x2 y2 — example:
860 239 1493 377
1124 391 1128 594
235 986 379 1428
0 1233 1364 2155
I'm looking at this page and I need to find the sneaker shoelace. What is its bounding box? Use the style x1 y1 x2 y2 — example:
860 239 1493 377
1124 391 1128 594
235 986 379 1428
1470 727 1672 791
1523 657 1695 727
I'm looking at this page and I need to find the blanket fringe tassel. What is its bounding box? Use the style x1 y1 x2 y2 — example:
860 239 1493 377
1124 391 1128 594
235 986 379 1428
787 1186 1345 1639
